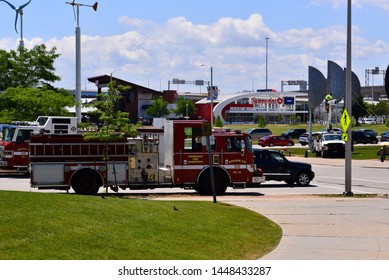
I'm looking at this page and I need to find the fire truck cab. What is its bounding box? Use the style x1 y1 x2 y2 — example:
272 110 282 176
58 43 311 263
29 119 265 195
0 116 77 172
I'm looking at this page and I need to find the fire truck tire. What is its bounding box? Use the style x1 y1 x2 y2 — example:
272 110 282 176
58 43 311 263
197 169 228 195
71 169 102 195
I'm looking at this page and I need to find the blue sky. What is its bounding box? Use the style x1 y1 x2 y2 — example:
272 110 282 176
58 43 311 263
1 0 389 93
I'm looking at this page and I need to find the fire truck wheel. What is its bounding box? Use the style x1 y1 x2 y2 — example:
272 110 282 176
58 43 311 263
71 169 102 195
197 169 228 195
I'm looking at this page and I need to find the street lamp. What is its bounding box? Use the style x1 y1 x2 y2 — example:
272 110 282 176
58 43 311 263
265 37 269 91
201 64 214 128
110 69 121 82
66 1 98 123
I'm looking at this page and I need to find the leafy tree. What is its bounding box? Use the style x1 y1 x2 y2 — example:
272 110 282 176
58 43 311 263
0 86 76 122
257 115 266 128
84 81 139 142
83 81 140 193
146 97 170 117
173 97 196 117
385 118 389 128
289 114 296 124
374 101 389 118
352 94 369 126
0 45 61 90
214 115 224 127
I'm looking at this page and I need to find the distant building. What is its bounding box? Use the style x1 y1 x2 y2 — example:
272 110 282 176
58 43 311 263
195 91 309 124
87 75 165 124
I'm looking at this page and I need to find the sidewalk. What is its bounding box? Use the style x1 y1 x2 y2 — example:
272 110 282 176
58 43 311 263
229 195 389 260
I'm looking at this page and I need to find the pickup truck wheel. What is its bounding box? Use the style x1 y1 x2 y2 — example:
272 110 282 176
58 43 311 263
296 172 311 186
197 169 228 195
71 170 101 195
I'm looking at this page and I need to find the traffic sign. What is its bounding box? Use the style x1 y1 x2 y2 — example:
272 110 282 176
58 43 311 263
340 109 351 132
342 133 348 142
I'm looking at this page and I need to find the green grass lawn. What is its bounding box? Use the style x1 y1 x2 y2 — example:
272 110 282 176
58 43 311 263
280 145 383 160
0 191 282 260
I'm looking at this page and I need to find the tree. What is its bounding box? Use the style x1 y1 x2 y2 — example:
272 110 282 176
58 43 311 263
352 93 369 126
83 81 140 193
374 101 389 119
214 115 224 127
0 45 61 90
257 115 266 128
84 81 139 141
0 86 76 122
173 97 196 117
146 97 170 117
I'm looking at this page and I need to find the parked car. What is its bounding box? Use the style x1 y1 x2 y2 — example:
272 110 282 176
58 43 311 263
258 135 295 147
381 131 389 142
351 130 379 144
246 128 272 141
281 128 306 139
253 149 315 186
317 127 342 134
298 132 319 148
362 118 377 124
355 129 377 137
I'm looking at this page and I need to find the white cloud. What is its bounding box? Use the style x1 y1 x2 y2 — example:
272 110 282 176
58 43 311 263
5 11 389 92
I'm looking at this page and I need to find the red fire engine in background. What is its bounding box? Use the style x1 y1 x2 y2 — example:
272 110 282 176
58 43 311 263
29 119 265 195
0 116 77 172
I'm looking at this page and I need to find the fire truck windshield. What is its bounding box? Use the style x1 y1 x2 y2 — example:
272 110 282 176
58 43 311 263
36 117 48 126
246 136 253 153
1 126 16 142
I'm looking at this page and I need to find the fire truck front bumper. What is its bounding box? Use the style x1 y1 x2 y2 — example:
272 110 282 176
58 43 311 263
251 175 266 185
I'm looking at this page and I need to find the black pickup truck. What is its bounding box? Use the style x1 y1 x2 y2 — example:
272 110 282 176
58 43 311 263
253 148 315 186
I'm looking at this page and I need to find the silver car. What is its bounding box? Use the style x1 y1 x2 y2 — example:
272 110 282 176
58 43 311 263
246 128 272 141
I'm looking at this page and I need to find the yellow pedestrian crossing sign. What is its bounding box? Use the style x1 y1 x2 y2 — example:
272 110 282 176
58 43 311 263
340 109 351 132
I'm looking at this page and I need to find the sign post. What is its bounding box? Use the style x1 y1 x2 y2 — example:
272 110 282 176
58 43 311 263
203 122 217 203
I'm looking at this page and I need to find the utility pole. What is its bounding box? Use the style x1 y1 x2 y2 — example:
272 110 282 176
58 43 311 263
344 0 353 196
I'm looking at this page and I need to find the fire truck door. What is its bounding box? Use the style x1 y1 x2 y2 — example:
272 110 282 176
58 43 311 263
174 129 205 184
13 129 33 167
224 136 249 180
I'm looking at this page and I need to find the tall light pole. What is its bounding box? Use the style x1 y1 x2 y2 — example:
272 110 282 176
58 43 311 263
201 64 214 128
66 1 98 123
344 0 353 196
265 37 269 91
110 69 120 82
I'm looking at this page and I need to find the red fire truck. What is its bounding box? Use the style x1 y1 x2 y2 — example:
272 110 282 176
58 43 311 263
29 119 265 195
0 116 77 172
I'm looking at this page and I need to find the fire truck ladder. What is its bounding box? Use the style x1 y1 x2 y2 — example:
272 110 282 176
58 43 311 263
29 142 130 161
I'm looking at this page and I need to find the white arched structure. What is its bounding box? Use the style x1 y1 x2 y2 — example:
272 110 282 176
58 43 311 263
197 91 308 124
